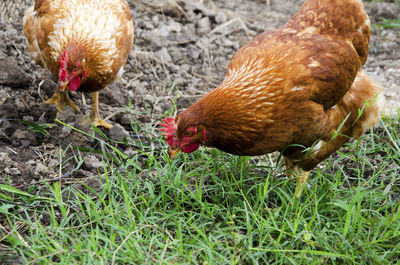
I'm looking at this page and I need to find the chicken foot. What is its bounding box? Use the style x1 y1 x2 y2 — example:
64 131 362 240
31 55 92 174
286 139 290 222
90 91 112 129
45 86 80 112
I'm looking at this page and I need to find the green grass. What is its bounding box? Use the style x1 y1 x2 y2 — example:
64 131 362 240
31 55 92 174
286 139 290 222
364 0 399 3
376 18 400 29
1 110 400 264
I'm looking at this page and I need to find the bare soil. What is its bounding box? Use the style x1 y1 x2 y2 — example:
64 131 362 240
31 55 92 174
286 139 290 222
0 0 399 187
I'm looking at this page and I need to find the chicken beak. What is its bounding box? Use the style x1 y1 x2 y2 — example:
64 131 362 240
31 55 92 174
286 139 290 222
58 80 69 91
169 149 180 159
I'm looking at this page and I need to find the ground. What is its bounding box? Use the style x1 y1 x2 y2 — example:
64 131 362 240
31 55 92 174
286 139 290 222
0 0 399 190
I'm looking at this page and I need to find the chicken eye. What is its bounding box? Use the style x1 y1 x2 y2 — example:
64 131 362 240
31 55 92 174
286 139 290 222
184 131 193 137
73 65 78 70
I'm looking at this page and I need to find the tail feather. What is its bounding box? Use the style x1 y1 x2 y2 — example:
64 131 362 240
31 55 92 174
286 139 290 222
286 70 385 171
336 70 385 140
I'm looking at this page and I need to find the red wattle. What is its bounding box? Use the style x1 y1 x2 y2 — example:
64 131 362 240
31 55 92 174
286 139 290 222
182 143 200 153
68 77 81 91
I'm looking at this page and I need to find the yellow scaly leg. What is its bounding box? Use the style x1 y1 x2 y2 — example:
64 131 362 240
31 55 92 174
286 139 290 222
294 168 310 198
89 91 112 128
284 158 310 198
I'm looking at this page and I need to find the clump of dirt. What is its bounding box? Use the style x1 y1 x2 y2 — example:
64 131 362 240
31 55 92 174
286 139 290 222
0 0 399 187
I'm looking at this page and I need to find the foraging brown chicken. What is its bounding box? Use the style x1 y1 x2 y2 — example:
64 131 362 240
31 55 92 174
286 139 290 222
23 0 134 128
160 0 385 197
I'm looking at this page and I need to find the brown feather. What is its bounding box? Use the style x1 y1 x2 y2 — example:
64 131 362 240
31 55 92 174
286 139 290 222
174 0 383 171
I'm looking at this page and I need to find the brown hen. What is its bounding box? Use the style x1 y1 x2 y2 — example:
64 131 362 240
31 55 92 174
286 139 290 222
23 0 134 128
160 0 385 197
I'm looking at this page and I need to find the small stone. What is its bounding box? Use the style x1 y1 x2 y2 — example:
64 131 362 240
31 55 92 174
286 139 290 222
0 152 11 164
128 81 147 95
57 108 76 124
11 129 37 147
34 163 48 176
124 148 138 157
11 129 31 140
9 167 21 175
187 47 201 60
74 114 91 131
215 11 228 24
197 17 210 35
75 169 94 178
83 155 104 171
0 56 30 88
120 113 132 125
141 28 167 47
155 47 172 63
22 116 34 122
109 123 129 141
168 21 182 33
48 159 59 170
59 125 72 138
0 98 19 119
40 80 56 97
14 97 27 112
0 120 11 129
20 140 31 148
152 15 159 27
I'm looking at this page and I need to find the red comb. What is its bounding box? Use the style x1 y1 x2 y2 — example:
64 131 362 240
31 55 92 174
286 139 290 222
159 117 176 137
59 50 68 81
59 50 68 69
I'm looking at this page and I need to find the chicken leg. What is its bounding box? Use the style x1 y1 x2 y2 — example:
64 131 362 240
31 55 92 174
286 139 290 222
293 168 310 198
45 85 80 112
90 92 112 128
284 158 310 198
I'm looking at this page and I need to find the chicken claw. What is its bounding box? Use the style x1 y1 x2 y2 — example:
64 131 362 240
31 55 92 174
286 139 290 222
46 89 80 112
90 92 112 128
